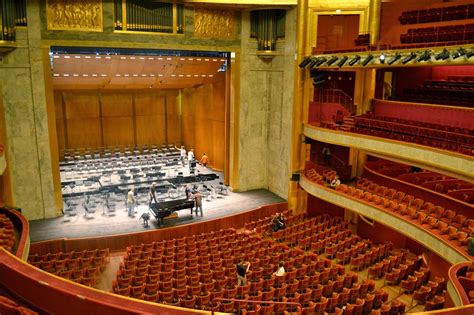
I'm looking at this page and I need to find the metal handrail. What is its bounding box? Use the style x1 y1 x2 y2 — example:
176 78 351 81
211 297 302 314
318 89 355 114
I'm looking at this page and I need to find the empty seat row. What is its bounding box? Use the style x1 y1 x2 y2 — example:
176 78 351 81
399 4 474 24
0 214 15 253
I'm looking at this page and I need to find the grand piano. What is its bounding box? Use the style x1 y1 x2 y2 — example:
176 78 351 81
149 198 194 225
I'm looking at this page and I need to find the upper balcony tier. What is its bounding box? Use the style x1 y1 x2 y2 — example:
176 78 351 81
303 124 473 182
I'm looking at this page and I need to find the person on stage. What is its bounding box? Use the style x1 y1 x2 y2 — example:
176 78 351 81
149 183 158 205
200 153 209 167
184 184 192 200
187 149 194 164
175 145 186 166
193 191 203 216
126 188 135 217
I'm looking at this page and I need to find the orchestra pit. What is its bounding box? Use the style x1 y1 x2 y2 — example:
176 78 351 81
0 0 473 315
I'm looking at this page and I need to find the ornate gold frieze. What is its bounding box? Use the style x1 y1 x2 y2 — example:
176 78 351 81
194 8 235 39
46 0 102 32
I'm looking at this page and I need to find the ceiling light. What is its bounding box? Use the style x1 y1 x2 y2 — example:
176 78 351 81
120 56 126 59
435 49 450 60
337 56 348 67
417 51 431 62
82 74 89 77
133 74 138 77
379 54 385 63
53 73 59 77
148 57 154 60
336 9 341 13
74 56 81 59
349 55 361 66
452 48 466 59
73 74 79 77
209 74 214 77
212 59 217 61
101 74 107 77
95 56 101 59
401 52 417 64
115 74 121 76
53 55 59 59
387 53 401 65
92 74 98 77
105 56 111 59
130 57 136 60
139 57 145 60
326 56 338 66
361 55 374 66
63 74 69 77
64 56 70 59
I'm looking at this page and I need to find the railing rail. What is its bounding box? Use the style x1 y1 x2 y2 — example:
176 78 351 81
317 89 355 114
212 297 302 314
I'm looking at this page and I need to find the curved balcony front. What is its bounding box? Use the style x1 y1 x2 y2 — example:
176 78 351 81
303 124 473 181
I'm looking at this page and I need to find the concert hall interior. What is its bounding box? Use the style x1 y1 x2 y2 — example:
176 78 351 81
0 0 473 314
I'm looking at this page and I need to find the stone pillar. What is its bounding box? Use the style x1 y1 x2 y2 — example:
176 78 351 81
368 0 382 46
237 8 296 199
0 0 60 219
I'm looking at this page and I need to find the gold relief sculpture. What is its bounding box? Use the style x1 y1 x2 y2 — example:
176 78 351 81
194 8 235 39
46 0 102 32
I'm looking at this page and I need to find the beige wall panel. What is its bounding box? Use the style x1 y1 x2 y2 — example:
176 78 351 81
166 115 181 146
136 115 166 146
67 118 102 149
101 93 133 117
181 91 195 149
212 121 225 171
212 79 226 119
63 92 100 119
54 92 66 153
135 93 165 116
102 117 134 147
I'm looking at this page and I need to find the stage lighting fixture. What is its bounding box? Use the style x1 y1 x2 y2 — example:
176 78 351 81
337 56 349 67
467 50 474 58
417 50 431 62
299 57 312 68
361 55 374 66
349 55 361 66
379 54 386 64
326 56 339 66
387 53 401 65
401 52 417 64
452 48 466 59
313 57 327 68
435 49 450 60
307 58 318 68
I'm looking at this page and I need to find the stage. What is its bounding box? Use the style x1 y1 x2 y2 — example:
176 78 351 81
29 168 285 242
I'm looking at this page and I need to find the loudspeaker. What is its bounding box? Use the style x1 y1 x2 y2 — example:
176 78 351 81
310 70 326 86
291 172 300 181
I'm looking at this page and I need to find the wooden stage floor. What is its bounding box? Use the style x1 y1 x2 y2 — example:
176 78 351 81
29 171 285 242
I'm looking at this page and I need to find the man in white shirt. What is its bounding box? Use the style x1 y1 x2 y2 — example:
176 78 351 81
274 262 285 277
176 145 186 166
330 176 341 189
126 188 135 217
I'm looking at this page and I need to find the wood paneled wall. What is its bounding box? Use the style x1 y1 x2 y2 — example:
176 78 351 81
55 90 181 152
181 75 226 171
55 78 226 171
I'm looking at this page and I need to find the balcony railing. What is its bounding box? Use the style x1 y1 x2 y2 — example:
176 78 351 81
317 89 355 114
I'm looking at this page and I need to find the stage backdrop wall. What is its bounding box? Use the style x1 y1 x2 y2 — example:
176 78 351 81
54 82 225 171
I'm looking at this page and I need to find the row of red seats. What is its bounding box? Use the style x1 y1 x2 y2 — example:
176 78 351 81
400 86 474 108
355 114 474 143
360 113 473 136
366 160 473 204
400 23 474 44
357 178 473 232
351 126 473 156
0 295 38 315
27 248 109 287
0 214 15 253
354 33 370 47
399 4 474 25
348 179 472 249
424 79 474 90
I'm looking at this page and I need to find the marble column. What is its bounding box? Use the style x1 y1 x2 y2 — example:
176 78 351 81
237 8 296 199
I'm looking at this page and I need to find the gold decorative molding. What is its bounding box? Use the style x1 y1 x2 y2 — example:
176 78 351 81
194 8 235 39
46 0 102 32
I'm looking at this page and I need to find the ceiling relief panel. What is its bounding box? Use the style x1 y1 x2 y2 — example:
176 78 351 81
194 8 235 39
46 0 103 32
